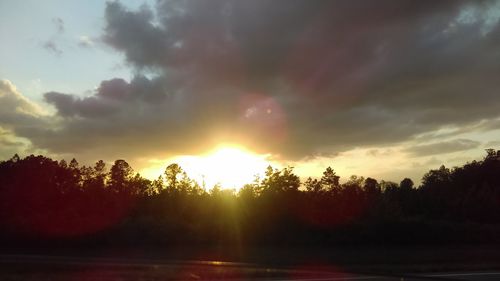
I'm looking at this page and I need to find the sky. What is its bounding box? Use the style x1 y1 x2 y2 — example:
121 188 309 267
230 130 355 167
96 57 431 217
1 0 500 185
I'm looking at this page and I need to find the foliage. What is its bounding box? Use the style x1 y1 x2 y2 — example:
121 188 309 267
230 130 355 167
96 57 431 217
0 149 499 247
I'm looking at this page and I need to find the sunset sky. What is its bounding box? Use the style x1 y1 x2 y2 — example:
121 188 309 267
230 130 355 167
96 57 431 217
1 0 500 187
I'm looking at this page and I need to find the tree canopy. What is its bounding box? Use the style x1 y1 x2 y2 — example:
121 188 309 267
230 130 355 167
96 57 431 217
0 149 499 246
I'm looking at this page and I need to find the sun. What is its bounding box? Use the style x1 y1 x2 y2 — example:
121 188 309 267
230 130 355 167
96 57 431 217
172 145 273 190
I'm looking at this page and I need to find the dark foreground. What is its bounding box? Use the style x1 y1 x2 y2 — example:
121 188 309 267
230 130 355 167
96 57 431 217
1 252 500 281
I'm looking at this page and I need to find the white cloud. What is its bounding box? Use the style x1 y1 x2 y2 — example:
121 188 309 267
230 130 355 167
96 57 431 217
78 35 94 48
0 79 44 118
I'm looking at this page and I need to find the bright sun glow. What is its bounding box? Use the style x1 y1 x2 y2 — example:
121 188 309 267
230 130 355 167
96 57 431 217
178 146 273 190
143 145 275 190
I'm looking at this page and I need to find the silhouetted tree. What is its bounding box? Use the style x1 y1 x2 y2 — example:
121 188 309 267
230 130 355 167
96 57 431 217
400 178 414 191
10 153 20 163
129 173 152 196
150 175 165 195
363 177 380 194
238 183 257 199
260 166 300 194
109 159 134 194
421 165 451 191
164 163 183 192
304 177 322 193
321 167 341 194
1 149 500 248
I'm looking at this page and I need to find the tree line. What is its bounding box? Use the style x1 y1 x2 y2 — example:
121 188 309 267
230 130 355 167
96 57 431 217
0 149 499 248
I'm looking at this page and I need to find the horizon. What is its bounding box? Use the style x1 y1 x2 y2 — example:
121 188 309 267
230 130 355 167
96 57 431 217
1 148 496 190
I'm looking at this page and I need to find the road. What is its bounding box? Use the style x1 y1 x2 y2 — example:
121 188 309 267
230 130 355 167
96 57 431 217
0 254 499 280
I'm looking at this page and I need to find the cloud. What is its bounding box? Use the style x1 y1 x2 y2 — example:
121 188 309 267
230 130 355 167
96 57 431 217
0 79 43 122
43 40 63 56
0 79 46 141
0 127 32 160
485 140 500 148
42 18 65 56
17 0 500 162
44 76 169 118
78 36 95 48
0 80 46 159
405 139 481 157
52 17 64 34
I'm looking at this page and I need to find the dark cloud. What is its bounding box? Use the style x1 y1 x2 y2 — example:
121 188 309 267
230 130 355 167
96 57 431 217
405 139 481 157
44 76 170 119
25 0 500 160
